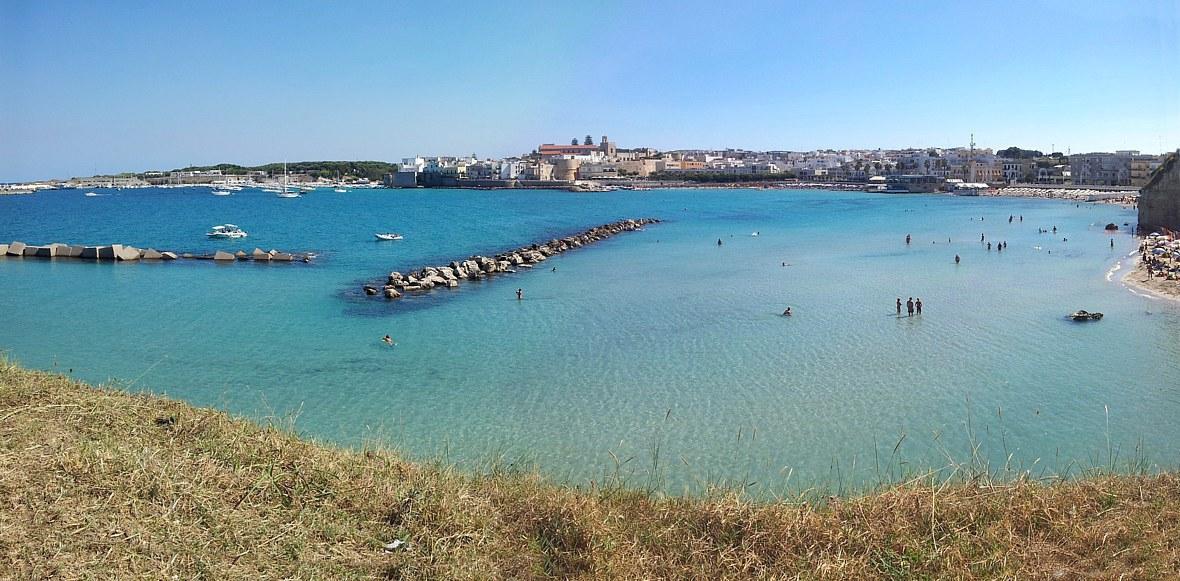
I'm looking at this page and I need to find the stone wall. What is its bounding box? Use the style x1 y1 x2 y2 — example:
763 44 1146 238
1139 152 1180 232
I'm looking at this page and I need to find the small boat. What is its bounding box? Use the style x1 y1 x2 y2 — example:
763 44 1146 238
206 224 248 239
375 233 403 241
276 192 300 198
1069 310 1103 321
84 192 99 197
334 188 348 193
212 189 233 196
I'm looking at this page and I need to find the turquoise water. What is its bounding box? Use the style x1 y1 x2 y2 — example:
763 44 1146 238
2 187 1178 493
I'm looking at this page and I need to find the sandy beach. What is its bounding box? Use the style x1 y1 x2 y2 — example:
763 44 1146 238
1123 256 1180 302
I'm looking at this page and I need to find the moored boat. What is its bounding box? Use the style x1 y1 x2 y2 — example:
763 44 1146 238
375 233 403 241
207 224 248 239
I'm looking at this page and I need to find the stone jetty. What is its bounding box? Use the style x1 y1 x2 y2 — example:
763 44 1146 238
363 218 659 299
2 242 311 264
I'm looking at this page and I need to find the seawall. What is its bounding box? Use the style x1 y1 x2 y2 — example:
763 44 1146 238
1 241 312 263
363 218 659 299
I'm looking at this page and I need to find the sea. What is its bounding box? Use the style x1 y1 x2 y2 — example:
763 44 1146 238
2 186 1178 495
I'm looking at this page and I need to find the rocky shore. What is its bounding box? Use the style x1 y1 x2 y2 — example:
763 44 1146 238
1 241 312 263
363 218 659 299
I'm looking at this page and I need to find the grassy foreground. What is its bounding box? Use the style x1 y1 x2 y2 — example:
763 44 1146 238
2 362 1179 579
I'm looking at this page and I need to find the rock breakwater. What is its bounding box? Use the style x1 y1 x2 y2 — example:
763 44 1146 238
363 218 659 299
1 242 313 263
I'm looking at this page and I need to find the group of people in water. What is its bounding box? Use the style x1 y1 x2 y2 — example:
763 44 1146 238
897 297 923 317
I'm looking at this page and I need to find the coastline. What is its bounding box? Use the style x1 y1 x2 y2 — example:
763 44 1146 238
1122 255 1180 302
5 361 1180 578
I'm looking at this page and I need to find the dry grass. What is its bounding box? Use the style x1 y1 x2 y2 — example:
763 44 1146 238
2 361 1179 579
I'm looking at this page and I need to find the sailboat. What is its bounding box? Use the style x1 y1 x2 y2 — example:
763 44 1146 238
276 162 300 198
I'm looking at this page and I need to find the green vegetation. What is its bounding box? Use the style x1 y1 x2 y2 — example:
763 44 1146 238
997 147 1044 159
2 360 1179 579
173 161 397 181
647 171 797 183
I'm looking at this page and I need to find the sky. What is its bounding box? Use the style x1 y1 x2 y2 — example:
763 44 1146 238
1 0 1178 181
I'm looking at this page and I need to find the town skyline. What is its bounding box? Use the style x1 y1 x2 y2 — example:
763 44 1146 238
3 0 1178 182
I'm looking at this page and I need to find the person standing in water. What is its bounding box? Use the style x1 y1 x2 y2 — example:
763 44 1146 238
717 238 723 246
906 297 914 317
981 233 985 242
905 234 911 245
516 288 523 300
896 298 902 316
955 254 961 264
915 298 923 314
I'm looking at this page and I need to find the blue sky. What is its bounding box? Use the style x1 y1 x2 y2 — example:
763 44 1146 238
2 0 1178 180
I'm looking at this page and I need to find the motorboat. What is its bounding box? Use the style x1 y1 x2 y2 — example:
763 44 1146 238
207 224 248 239
212 189 233 196
334 188 348 193
375 233 404 241
84 192 99 197
1069 310 1103 321
276 192 300 198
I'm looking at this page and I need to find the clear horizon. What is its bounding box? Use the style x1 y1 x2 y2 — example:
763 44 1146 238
2 0 1178 182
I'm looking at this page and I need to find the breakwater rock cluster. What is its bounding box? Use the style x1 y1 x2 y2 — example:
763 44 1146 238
1 241 311 263
363 218 659 299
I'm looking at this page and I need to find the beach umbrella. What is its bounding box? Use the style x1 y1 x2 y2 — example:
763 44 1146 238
1152 248 1166 255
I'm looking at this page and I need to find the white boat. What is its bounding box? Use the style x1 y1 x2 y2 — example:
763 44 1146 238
207 224 248 238
212 189 233 196
334 188 348 193
225 185 243 191
276 163 300 198
375 233 403 241
84 192 99 197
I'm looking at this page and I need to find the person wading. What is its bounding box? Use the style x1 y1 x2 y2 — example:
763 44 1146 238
906 297 915 317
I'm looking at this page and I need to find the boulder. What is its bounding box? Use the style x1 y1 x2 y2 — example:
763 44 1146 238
213 250 235 261
383 287 401 299
98 245 121 260
234 250 248 260
444 279 459 288
66 245 85 257
141 248 163 259
497 260 511 271
251 248 269 260
424 275 447 286
24 246 43 256
33 245 59 257
80 246 104 259
181 253 194 259
7 241 25 256
161 252 178 260
438 266 456 280
363 285 379 295
0 244 6 255
272 253 293 262
116 246 141 261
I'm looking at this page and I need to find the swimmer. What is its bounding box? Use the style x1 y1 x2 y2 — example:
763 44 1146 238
782 307 792 316
382 335 394 346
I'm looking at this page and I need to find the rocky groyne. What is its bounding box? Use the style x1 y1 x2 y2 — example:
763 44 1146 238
363 218 659 299
1 242 312 263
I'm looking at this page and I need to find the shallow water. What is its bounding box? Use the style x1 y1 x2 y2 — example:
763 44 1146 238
2 187 1177 493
